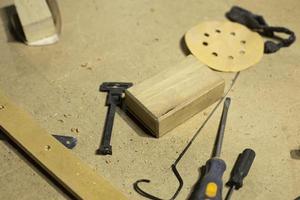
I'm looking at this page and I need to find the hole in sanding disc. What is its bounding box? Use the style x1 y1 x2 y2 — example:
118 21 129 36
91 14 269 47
202 42 208 46
204 33 209 37
215 29 221 33
212 52 218 57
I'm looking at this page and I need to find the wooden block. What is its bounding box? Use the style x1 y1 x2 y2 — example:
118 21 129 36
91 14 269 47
125 55 225 137
14 0 57 43
0 91 128 200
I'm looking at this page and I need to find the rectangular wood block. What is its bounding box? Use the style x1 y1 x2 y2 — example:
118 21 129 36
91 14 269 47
125 55 225 137
14 0 56 42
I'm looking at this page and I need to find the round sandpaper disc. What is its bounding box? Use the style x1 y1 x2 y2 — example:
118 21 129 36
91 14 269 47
185 21 264 72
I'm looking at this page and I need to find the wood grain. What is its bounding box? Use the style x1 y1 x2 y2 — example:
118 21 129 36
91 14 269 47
0 90 128 200
14 0 56 43
125 55 225 137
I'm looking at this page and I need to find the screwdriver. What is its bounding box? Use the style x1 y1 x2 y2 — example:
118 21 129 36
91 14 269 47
225 148 256 200
189 97 231 200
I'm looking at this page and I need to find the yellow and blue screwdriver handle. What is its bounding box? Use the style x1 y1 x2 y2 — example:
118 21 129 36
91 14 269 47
189 157 226 200
189 98 231 200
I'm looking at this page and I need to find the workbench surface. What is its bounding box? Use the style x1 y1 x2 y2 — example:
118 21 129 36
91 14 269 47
0 0 299 199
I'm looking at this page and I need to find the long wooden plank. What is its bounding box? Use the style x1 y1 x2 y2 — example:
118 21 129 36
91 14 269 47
0 90 127 200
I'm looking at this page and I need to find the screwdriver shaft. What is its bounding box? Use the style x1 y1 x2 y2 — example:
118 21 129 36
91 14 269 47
213 97 231 157
225 187 234 200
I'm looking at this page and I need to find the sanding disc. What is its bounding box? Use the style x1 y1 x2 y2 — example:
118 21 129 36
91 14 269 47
185 21 264 72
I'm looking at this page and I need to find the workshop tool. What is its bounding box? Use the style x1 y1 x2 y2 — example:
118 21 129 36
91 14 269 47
97 82 133 155
0 132 77 149
185 21 264 72
52 134 77 149
189 97 230 200
225 148 256 200
133 74 239 200
0 90 128 200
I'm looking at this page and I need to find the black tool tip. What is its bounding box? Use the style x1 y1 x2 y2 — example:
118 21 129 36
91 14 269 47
96 145 112 155
224 97 231 107
99 82 133 92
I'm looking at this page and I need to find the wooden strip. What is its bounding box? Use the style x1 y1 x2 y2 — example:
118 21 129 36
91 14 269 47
0 91 127 200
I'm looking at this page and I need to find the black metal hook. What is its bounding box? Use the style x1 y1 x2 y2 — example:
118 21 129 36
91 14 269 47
133 164 183 200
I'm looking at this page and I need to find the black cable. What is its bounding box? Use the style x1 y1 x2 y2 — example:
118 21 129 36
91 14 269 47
226 6 296 54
